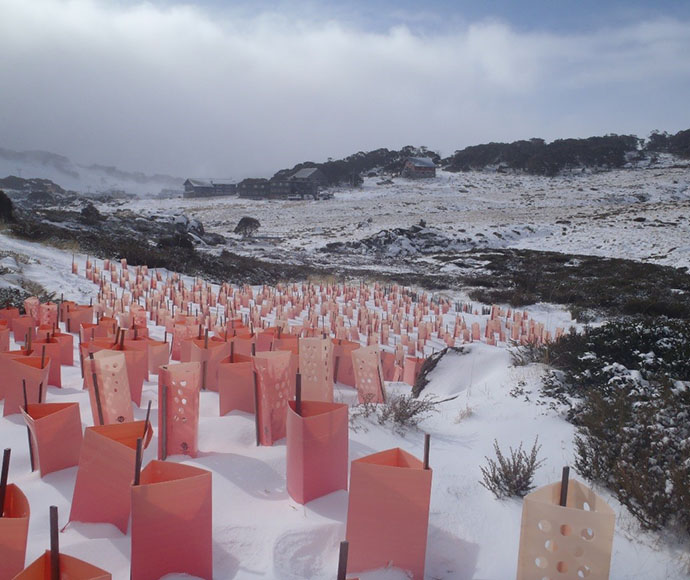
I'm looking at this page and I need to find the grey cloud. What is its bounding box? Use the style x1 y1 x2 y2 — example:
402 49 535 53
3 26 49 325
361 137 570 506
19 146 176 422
0 0 688 179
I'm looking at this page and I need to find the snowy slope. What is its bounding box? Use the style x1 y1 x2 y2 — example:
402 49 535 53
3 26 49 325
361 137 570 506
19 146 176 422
0 233 688 580
113 158 690 271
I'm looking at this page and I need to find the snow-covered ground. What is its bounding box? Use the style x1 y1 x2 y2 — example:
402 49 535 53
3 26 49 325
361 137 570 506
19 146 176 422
108 157 690 271
1 233 688 579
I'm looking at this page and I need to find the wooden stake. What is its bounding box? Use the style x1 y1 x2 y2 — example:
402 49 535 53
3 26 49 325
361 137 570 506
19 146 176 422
253 371 261 446
423 433 431 470
295 373 302 417
0 448 10 518
119 329 125 349
161 385 168 460
143 400 152 439
333 356 340 384
89 353 105 426
336 540 349 580
23 381 35 471
50 505 60 580
204 328 209 349
559 466 570 507
133 438 143 486
38 382 44 404
41 344 46 369
201 360 208 391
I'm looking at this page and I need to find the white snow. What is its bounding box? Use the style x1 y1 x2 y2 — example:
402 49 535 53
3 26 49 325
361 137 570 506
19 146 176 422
1 233 689 579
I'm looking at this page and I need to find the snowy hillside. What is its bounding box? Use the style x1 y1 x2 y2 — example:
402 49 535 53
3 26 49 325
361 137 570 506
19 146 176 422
0 233 688 579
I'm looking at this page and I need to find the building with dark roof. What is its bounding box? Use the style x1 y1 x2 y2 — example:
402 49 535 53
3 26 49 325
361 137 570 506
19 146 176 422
183 178 236 198
401 157 436 179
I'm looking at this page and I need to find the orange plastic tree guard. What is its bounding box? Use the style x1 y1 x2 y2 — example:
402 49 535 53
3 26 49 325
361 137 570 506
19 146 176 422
64 305 94 333
286 400 348 504
145 339 170 375
0 483 30 580
69 421 153 533
346 448 433 579
131 460 212 580
516 478 615 580
82 339 147 407
273 336 299 355
31 339 62 387
3 356 50 416
20 402 82 477
218 354 255 416
380 351 402 382
84 350 133 426
171 324 195 361
40 329 74 366
11 316 36 344
332 339 358 387
158 363 201 459
351 345 385 404
13 551 111 579
402 356 425 387
38 302 58 327
182 338 230 392
0 306 20 324
299 337 334 402
254 350 295 446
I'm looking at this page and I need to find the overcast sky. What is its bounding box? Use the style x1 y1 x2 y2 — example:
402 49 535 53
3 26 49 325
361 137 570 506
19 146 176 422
1 0 689 179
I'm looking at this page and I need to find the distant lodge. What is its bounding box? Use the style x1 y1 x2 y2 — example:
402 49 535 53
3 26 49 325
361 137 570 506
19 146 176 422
183 179 236 198
183 167 329 200
183 157 435 199
401 157 436 179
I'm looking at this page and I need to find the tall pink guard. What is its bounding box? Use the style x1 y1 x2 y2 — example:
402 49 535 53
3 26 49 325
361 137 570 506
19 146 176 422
83 339 147 406
84 350 133 426
69 421 153 533
158 363 201 459
14 551 111 580
31 338 62 387
183 338 230 391
402 356 425 387
346 448 433 579
4 356 50 416
351 345 385 404
299 337 334 402
218 354 255 415
516 478 615 580
286 400 348 504
20 402 82 477
130 460 212 580
254 350 295 445
332 339 359 387
0 483 30 580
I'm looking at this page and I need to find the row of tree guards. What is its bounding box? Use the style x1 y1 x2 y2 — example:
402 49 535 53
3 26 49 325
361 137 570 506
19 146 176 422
1 261 613 579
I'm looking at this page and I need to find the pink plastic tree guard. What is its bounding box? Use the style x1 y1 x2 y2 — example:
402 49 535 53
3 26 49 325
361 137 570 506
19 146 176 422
13 551 111 579
286 400 348 504
130 460 212 580
3 356 50 416
346 448 433 580
183 338 230 391
402 356 425 387
0 483 30 580
332 339 359 387
84 350 134 426
254 350 296 446
158 362 201 459
69 421 153 533
298 337 334 402
20 402 83 477
516 478 616 580
351 345 385 404
218 354 255 416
